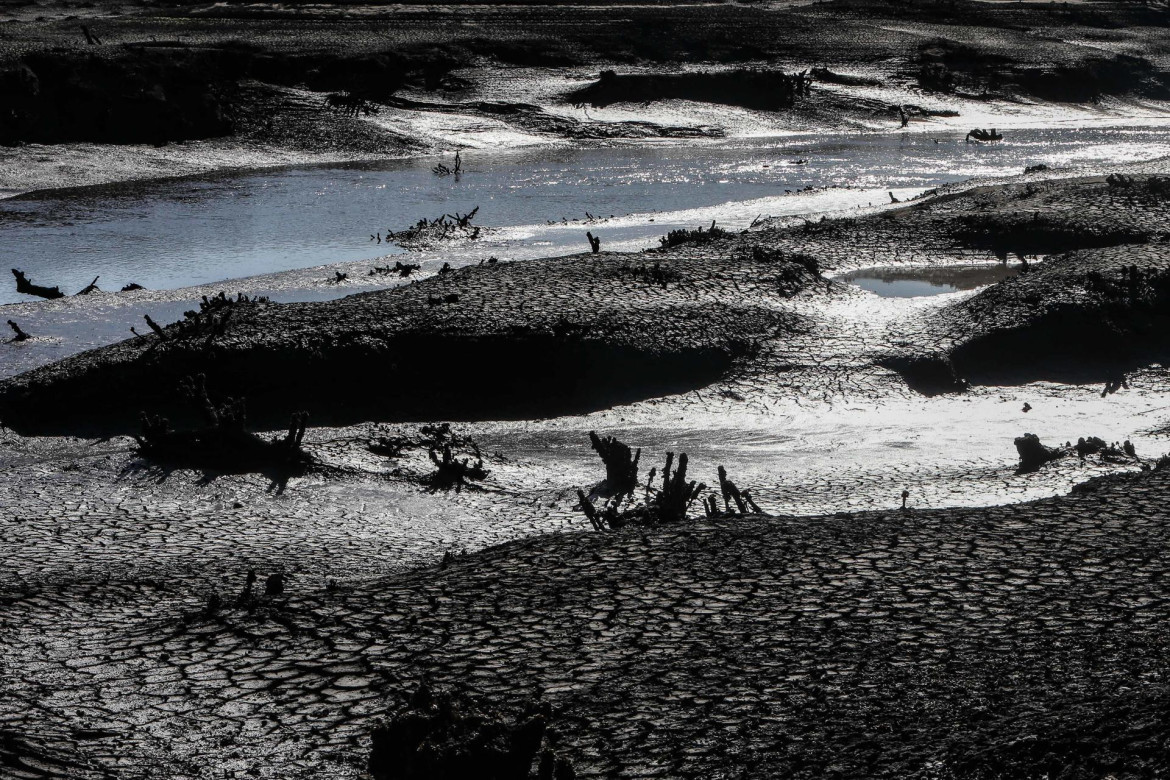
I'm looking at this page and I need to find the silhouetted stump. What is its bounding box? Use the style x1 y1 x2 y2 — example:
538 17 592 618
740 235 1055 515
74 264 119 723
1015 433 1063 474
588 431 639 499
11 269 63 300
7 320 29 342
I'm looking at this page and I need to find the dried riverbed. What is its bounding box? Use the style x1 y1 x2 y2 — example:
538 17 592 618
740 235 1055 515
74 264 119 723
5 6 1170 767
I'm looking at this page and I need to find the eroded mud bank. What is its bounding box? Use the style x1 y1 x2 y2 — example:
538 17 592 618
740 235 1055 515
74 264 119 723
4 0 1170 193
6 168 1169 437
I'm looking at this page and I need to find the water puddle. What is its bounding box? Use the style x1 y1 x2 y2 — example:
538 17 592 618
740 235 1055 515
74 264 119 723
839 264 1020 297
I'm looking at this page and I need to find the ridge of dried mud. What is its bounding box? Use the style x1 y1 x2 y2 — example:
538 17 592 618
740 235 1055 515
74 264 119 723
3 0 1170 193
3 458 1170 778
5 167 1170 435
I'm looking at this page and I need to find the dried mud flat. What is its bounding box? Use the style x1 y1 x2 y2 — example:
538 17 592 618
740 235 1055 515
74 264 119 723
5 165 1170 432
4 162 1170 777
4 459 1170 778
6 1 1170 777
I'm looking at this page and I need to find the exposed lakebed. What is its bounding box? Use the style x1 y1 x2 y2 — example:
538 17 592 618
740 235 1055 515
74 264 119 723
5 124 1170 304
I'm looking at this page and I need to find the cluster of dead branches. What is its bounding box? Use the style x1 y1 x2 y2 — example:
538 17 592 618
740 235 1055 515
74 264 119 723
576 432 763 531
369 261 422 278
432 150 462 177
131 292 268 348
659 220 730 249
370 423 490 493
387 207 482 249
324 91 380 117
616 261 679 288
1107 173 1170 200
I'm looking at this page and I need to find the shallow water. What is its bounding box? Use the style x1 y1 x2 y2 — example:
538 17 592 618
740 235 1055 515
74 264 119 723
4 125 1170 305
840 264 1022 297
3 123 1170 519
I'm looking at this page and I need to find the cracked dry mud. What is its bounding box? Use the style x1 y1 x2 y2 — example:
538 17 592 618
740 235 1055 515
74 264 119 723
5 164 1170 777
3 462 1170 779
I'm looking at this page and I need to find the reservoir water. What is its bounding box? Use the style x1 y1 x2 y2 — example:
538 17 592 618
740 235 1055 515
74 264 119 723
4 125 1170 305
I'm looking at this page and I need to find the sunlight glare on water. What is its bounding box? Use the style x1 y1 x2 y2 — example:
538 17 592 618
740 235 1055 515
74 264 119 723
1 126 1169 305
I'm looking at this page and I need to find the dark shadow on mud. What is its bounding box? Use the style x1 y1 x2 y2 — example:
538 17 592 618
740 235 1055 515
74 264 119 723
0 335 746 438
880 354 969 396
566 68 812 111
949 314 1170 387
952 216 1150 260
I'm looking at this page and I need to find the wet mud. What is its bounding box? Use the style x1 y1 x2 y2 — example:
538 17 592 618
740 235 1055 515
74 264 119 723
6 169 1170 436
5 3 1170 778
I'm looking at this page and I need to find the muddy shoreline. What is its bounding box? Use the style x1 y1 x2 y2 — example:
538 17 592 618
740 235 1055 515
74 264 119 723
4 0 1170 193
5 169 1169 435
5 2 1170 777
3 171 1170 775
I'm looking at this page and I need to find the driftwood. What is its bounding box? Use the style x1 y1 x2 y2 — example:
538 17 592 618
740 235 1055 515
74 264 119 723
586 231 601 253
7 320 29 342
121 282 145 292
75 276 100 295
11 269 64 300
966 128 1003 143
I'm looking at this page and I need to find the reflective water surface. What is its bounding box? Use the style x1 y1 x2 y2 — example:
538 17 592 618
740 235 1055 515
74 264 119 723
840 264 1022 297
3 125 1170 305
